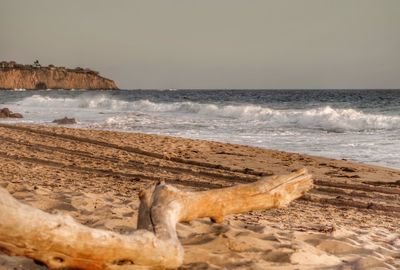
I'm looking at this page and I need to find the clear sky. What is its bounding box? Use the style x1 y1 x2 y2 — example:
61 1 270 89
1 0 399 89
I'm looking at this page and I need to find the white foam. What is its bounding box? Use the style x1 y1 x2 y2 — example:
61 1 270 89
12 94 400 132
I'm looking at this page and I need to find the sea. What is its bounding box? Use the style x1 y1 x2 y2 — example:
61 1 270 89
1 89 399 169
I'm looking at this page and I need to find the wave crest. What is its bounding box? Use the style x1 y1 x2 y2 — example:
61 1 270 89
15 94 400 132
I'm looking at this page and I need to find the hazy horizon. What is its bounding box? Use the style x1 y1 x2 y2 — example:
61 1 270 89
1 0 399 89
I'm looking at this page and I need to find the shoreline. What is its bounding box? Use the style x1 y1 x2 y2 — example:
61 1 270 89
0 124 399 269
1 88 399 169
1 121 399 171
0 121 398 171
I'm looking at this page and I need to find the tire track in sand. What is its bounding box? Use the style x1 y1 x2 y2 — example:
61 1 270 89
0 124 269 177
0 124 399 216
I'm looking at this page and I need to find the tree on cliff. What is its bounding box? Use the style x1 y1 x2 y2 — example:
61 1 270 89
33 60 41 68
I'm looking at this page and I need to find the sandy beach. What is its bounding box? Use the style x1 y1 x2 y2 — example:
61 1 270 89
2 0 400 269
0 124 399 269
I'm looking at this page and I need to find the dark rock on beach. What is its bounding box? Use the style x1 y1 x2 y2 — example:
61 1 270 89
0 108 23 118
52 117 77 125
9 113 23 118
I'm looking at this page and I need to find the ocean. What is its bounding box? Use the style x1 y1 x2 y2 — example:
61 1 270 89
1 89 399 169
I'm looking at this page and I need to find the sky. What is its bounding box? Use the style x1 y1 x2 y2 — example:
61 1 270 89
1 0 399 89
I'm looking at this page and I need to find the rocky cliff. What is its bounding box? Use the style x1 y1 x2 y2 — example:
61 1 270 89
0 62 118 90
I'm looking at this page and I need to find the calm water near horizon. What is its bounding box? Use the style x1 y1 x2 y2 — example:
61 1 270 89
1 89 399 169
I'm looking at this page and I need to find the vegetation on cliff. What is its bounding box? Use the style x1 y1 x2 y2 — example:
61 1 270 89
0 61 118 90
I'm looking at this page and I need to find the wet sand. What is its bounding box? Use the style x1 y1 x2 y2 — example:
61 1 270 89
0 124 399 269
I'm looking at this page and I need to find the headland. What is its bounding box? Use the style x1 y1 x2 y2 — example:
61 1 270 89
0 61 118 90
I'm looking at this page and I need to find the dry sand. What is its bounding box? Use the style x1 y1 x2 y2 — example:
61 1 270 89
0 123 399 269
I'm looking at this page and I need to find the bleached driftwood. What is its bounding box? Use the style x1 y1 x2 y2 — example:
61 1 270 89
0 169 312 269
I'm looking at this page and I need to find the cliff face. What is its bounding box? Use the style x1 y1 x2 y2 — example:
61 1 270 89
0 64 118 90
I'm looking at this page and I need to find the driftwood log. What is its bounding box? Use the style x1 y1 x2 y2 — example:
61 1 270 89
0 169 313 269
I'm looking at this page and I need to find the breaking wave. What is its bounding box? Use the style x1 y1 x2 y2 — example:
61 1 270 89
15 94 400 132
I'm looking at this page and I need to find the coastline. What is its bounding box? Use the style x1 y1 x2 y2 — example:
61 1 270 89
0 124 399 269
1 89 399 169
